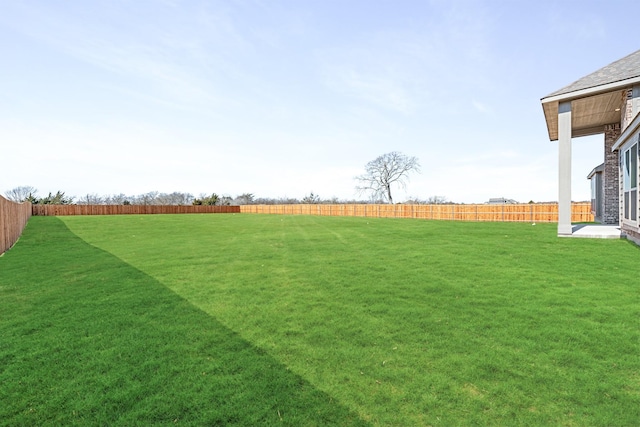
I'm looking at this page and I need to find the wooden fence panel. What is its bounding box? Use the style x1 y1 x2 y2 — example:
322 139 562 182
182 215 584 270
570 203 593 222
530 204 557 223
0 195 32 255
32 205 241 216
238 203 593 223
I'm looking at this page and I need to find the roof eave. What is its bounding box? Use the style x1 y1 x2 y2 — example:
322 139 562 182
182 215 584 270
541 75 640 104
587 163 604 180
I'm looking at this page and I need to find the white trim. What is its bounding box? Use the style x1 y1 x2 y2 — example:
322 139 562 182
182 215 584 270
541 76 640 104
621 141 639 228
612 111 640 151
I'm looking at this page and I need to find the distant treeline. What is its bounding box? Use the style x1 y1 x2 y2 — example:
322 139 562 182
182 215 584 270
4 186 456 206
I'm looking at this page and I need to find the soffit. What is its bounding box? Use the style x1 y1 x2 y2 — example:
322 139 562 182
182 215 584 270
542 90 624 141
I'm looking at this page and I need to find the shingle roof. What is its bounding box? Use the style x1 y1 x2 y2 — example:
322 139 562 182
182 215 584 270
587 163 604 180
544 49 640 99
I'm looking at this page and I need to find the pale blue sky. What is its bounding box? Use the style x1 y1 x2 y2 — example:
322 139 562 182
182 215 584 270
2 0 639 203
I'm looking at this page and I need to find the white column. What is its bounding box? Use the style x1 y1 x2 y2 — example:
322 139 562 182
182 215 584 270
558 101 573 235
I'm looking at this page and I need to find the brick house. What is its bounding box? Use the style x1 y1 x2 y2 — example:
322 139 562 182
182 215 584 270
540 49 640 243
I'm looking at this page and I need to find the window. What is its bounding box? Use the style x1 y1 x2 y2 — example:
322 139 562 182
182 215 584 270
590 172 602 218
623 143 638 222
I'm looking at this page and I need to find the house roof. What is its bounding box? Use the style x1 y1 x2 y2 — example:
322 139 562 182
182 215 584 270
487 197 518 204
587 163 604 180
541 49 640 141
545 50 640 98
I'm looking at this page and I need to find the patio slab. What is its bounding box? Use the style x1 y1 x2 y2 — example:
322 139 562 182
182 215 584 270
562 224 623 239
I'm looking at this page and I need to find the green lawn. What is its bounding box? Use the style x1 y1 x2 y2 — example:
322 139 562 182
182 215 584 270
1 214 638 426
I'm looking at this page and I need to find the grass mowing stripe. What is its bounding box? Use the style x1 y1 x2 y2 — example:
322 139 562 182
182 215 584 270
0 217 368 426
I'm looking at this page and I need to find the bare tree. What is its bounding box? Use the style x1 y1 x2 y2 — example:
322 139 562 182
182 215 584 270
4 186 37 202
136 191 159 205
406 195 449 204
425 195 448 204
172 192 194 205
218 195 233 206
104 193 131 205
156 192 194 205
355 152 420 204
301 192 320 204
234 193 255 205
77 193 105 205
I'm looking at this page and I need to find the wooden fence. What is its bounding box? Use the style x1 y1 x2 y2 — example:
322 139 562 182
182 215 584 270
0 201 592 255
240 203 594 223
32 204 240 216
0 195 32 255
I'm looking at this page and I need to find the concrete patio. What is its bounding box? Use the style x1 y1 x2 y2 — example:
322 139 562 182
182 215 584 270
562 224 623 239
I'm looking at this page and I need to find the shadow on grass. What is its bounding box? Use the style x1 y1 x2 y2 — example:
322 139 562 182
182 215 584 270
0 217 368 426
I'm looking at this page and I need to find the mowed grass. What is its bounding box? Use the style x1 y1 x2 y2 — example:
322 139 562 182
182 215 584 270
1 215 639 426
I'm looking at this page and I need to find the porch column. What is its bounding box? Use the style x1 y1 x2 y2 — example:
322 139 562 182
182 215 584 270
558 101 572 235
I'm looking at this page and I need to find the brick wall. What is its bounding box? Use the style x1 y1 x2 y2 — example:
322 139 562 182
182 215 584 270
622 225 640 245
603 123 621 224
